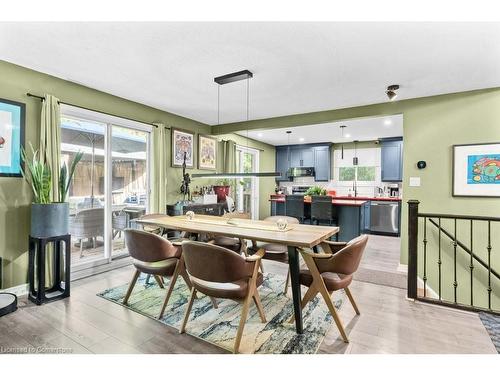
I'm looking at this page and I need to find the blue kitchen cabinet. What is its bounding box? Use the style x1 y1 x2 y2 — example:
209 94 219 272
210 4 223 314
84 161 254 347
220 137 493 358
275 143 332 182
362 201 370 232
275 146 289 181
381 138 403 182
313 146 330 181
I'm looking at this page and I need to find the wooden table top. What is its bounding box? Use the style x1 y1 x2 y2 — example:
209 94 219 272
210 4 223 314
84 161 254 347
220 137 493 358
136 214 339 248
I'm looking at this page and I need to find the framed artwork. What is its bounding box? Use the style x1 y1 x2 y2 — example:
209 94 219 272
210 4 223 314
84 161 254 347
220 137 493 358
171 128 195 168
452 142 500 197
0 98 25 177
198 134 217 170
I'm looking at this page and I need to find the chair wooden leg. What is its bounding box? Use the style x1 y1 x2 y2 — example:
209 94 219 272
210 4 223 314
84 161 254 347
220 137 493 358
210 297 218 309
284 270 290 294
179 287 197 334
159 262 183 319
154 275 165 289
234 291 253 354
79 240 84 258
344 286 360 315
252 289 266 323
317 285 349 343
123 270 140 305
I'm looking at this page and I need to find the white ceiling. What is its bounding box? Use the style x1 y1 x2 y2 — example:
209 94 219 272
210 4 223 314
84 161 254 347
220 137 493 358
1 22 499 125
236 114 403 146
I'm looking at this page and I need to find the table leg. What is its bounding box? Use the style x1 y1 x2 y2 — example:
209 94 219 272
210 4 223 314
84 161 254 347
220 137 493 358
287 245 303 334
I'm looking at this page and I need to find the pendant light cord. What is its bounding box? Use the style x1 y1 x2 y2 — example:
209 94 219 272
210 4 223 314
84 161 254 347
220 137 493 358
217 84 220 125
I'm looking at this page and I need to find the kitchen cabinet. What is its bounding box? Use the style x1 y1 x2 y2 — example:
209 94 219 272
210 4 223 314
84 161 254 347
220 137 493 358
275 143 331 182
275 146 289 181
381 138 403 182
313 146 330 181
362 201 370 232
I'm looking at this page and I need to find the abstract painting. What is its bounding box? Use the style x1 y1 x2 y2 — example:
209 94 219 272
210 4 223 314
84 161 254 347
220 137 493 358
171 128 194 168
453 143 500 197
198 134 217 170
0 98 25 177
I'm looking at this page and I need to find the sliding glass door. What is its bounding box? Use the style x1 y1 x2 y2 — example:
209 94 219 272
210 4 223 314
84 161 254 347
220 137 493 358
60 108 151 272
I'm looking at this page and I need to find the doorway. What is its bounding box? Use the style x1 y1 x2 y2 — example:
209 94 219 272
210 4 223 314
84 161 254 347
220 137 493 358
235 145 259 220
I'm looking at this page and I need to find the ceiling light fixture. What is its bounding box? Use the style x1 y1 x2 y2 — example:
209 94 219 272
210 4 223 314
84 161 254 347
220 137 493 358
299 137 305 142
386 84 399 101
257 133 263 137
339 125 346 159
192 70 280 179
384 119 392 126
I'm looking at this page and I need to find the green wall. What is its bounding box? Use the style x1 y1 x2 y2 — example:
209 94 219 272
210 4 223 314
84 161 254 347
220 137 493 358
0 60 212 289
213 87 500 308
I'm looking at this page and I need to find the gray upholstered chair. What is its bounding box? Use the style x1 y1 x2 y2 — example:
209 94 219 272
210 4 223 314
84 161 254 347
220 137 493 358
180 241 266 353
69 207 105 258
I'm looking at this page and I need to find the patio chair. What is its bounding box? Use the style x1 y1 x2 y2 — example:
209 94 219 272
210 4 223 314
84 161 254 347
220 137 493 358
69 207 105 258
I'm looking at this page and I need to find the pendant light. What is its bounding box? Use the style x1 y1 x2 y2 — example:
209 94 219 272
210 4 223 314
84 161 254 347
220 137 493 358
339 125 346 159
353 140 359 165
192 70 281 178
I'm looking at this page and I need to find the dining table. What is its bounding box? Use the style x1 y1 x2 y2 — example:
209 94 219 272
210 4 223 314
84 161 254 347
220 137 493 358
136 214 339 334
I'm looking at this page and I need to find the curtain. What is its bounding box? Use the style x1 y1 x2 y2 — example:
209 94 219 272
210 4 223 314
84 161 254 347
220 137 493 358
40 95 61 202
222 139 236 174
39 94 61 287
150 123 168 213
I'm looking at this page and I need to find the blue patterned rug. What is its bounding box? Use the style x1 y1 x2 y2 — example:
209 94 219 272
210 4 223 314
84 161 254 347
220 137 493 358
479 312 500 353
97 273 344 354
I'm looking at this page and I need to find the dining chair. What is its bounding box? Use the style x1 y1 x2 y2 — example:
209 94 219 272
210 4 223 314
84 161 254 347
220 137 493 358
285 195 306 223
180 241 266 354
123 229 191 319
289 235 368 343
138 213 180 239
210 211 250 254
250 215 299 294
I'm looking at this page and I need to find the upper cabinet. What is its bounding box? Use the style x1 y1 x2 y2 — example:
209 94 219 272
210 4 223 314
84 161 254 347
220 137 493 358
381 138 403 182
275 143 331 181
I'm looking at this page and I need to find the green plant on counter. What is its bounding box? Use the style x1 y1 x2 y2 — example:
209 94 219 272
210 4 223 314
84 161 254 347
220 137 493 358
305 186 327 196
21 143 52 204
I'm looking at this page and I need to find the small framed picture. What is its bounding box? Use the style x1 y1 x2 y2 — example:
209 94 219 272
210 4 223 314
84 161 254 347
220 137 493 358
452 142 500 197
198 134 217 170
0 98 25 177
171 128 194 168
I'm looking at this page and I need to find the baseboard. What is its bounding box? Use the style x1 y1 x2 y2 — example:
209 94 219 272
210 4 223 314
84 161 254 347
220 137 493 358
397 263 408 273
1 283 28 297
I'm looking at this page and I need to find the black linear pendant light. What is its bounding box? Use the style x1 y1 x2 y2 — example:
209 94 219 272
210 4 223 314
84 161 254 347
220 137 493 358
192 70 281 179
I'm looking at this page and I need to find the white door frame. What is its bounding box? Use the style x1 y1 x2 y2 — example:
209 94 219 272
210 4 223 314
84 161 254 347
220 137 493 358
61 105 152 273
235 145 260 220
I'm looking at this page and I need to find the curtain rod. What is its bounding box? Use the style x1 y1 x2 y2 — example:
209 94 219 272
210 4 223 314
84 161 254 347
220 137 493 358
220 138 265 152
26 93 168 129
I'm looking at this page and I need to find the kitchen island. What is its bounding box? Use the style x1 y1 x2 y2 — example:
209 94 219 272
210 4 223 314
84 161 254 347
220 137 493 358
269 195 368 242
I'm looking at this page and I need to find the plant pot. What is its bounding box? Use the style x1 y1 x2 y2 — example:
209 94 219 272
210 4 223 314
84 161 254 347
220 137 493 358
213 185 230 203
30 203 69 238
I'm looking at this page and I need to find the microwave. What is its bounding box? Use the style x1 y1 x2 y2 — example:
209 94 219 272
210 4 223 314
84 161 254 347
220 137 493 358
287 167 315 179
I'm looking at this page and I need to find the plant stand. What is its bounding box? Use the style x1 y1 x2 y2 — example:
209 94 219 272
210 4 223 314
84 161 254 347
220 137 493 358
28 234 71 305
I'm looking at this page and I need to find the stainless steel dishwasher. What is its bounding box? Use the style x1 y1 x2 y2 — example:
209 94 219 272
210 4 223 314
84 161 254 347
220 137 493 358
370 201 400 234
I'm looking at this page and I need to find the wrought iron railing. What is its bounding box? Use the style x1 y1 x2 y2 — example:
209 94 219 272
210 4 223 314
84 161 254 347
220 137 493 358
407 200 500 314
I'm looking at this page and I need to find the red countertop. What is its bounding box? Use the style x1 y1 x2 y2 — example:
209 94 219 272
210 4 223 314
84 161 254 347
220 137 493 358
270 194 401 202
269 195 367 207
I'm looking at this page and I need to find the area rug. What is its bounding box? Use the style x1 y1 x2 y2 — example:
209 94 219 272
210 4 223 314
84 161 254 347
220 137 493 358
479 312 500 353
97 273 344 354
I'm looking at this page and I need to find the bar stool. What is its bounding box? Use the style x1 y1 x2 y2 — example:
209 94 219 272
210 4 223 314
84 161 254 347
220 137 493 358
311 195 337 226
285 195 306 223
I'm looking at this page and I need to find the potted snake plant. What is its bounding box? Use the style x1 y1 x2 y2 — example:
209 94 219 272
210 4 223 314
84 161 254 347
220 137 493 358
21 144 83 237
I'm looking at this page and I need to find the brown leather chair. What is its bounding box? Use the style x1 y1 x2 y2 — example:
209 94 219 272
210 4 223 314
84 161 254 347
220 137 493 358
250 215 299 293
210 212 250 254
123 229 190 319
290 235 368 343
179 241 266 354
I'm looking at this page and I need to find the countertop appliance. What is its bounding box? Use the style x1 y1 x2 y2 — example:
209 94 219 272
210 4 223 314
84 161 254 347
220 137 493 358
291 186 312 195
370 200 400 234
288 167 315 179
